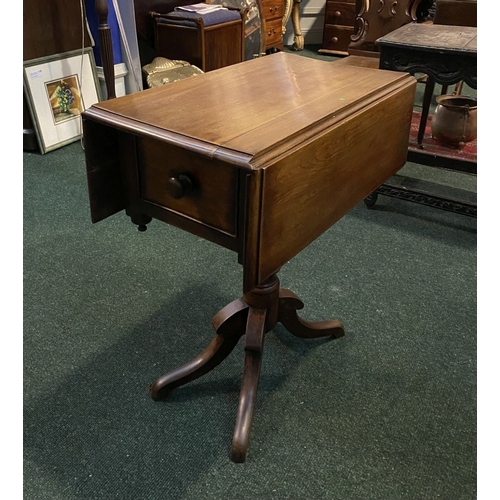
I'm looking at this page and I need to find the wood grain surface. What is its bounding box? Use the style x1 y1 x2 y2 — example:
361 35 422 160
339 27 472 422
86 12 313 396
255 78 416 282
90 52 414 160
376 24 477 53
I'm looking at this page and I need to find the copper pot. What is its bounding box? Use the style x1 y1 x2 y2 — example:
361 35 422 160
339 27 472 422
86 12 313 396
431 95 477 148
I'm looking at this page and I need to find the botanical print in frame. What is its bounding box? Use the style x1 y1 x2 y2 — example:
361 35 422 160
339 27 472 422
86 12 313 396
45 75 85 125
23 48 101 154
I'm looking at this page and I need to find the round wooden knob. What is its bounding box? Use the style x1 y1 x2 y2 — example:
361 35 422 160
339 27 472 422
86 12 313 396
334 10 341 17
331 37 338 43
166 173 193 199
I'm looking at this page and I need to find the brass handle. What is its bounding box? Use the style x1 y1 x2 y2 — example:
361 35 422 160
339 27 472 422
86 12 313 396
166 173 193 199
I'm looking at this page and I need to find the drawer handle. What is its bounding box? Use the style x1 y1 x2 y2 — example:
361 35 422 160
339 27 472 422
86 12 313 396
166 173 193 199
334 10 341 17
331 37 338 43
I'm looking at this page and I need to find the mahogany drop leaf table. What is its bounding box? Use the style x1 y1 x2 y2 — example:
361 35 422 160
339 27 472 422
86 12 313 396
83 52 416 462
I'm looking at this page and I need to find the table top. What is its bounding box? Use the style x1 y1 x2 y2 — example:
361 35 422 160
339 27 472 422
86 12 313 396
87 52 412 166
376 23 477 54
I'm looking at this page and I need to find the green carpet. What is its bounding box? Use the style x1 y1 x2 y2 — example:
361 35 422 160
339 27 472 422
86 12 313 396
24 47 476 500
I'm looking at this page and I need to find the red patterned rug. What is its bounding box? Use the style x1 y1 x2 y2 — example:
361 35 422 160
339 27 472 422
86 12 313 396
408 111 477 163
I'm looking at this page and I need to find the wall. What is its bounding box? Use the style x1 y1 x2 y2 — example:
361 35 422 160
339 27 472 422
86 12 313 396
23 0 93 61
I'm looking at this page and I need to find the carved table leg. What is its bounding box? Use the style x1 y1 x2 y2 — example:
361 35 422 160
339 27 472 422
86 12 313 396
148 274 344 462
278 289 345 339
231 308 266 462
148 298 248 400
291 0 304 51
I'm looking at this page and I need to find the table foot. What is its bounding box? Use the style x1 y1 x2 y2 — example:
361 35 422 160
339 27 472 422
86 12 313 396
148 298 248 401
148 274 344 461
278 289 345 339
363 192 379 209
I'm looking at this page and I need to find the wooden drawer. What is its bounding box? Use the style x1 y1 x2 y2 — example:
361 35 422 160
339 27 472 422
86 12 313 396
137 136 239 235
324 1 356 27
260 0 284 21
264 16 283 46
322 25 354 51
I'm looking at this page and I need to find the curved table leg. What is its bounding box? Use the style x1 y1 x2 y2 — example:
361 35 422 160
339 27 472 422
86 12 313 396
148 298 248 401
278 289 345 339
149 279 345 462
291 0 304 51
231 307 266 463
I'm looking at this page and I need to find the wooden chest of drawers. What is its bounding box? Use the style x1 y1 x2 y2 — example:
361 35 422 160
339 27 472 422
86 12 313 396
320 0 357 55
261 0 284 52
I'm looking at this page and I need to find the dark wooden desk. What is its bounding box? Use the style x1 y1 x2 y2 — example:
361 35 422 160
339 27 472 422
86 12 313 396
83 52 415 462
378 23 477 148
372 23 477 217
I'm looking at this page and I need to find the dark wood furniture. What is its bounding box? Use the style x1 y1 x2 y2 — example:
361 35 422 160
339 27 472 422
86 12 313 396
23 0 93 62
150 8 246 72
367 22 477 217
82 52 415 462
348 0 421 57
318 0 421 58
329 0 420 71
134 0 284 65
319 0 357 56
261 0 285 52
133 0 196 66
378 23 476 152
417 0 477 148
432 0 477 27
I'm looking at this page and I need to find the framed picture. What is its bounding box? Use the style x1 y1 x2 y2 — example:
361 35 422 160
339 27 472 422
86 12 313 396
23 48 102 154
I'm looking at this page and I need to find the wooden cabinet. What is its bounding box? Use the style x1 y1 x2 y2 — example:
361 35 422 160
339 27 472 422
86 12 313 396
320 0 356 55
260 0 284 52
151 9 246 72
